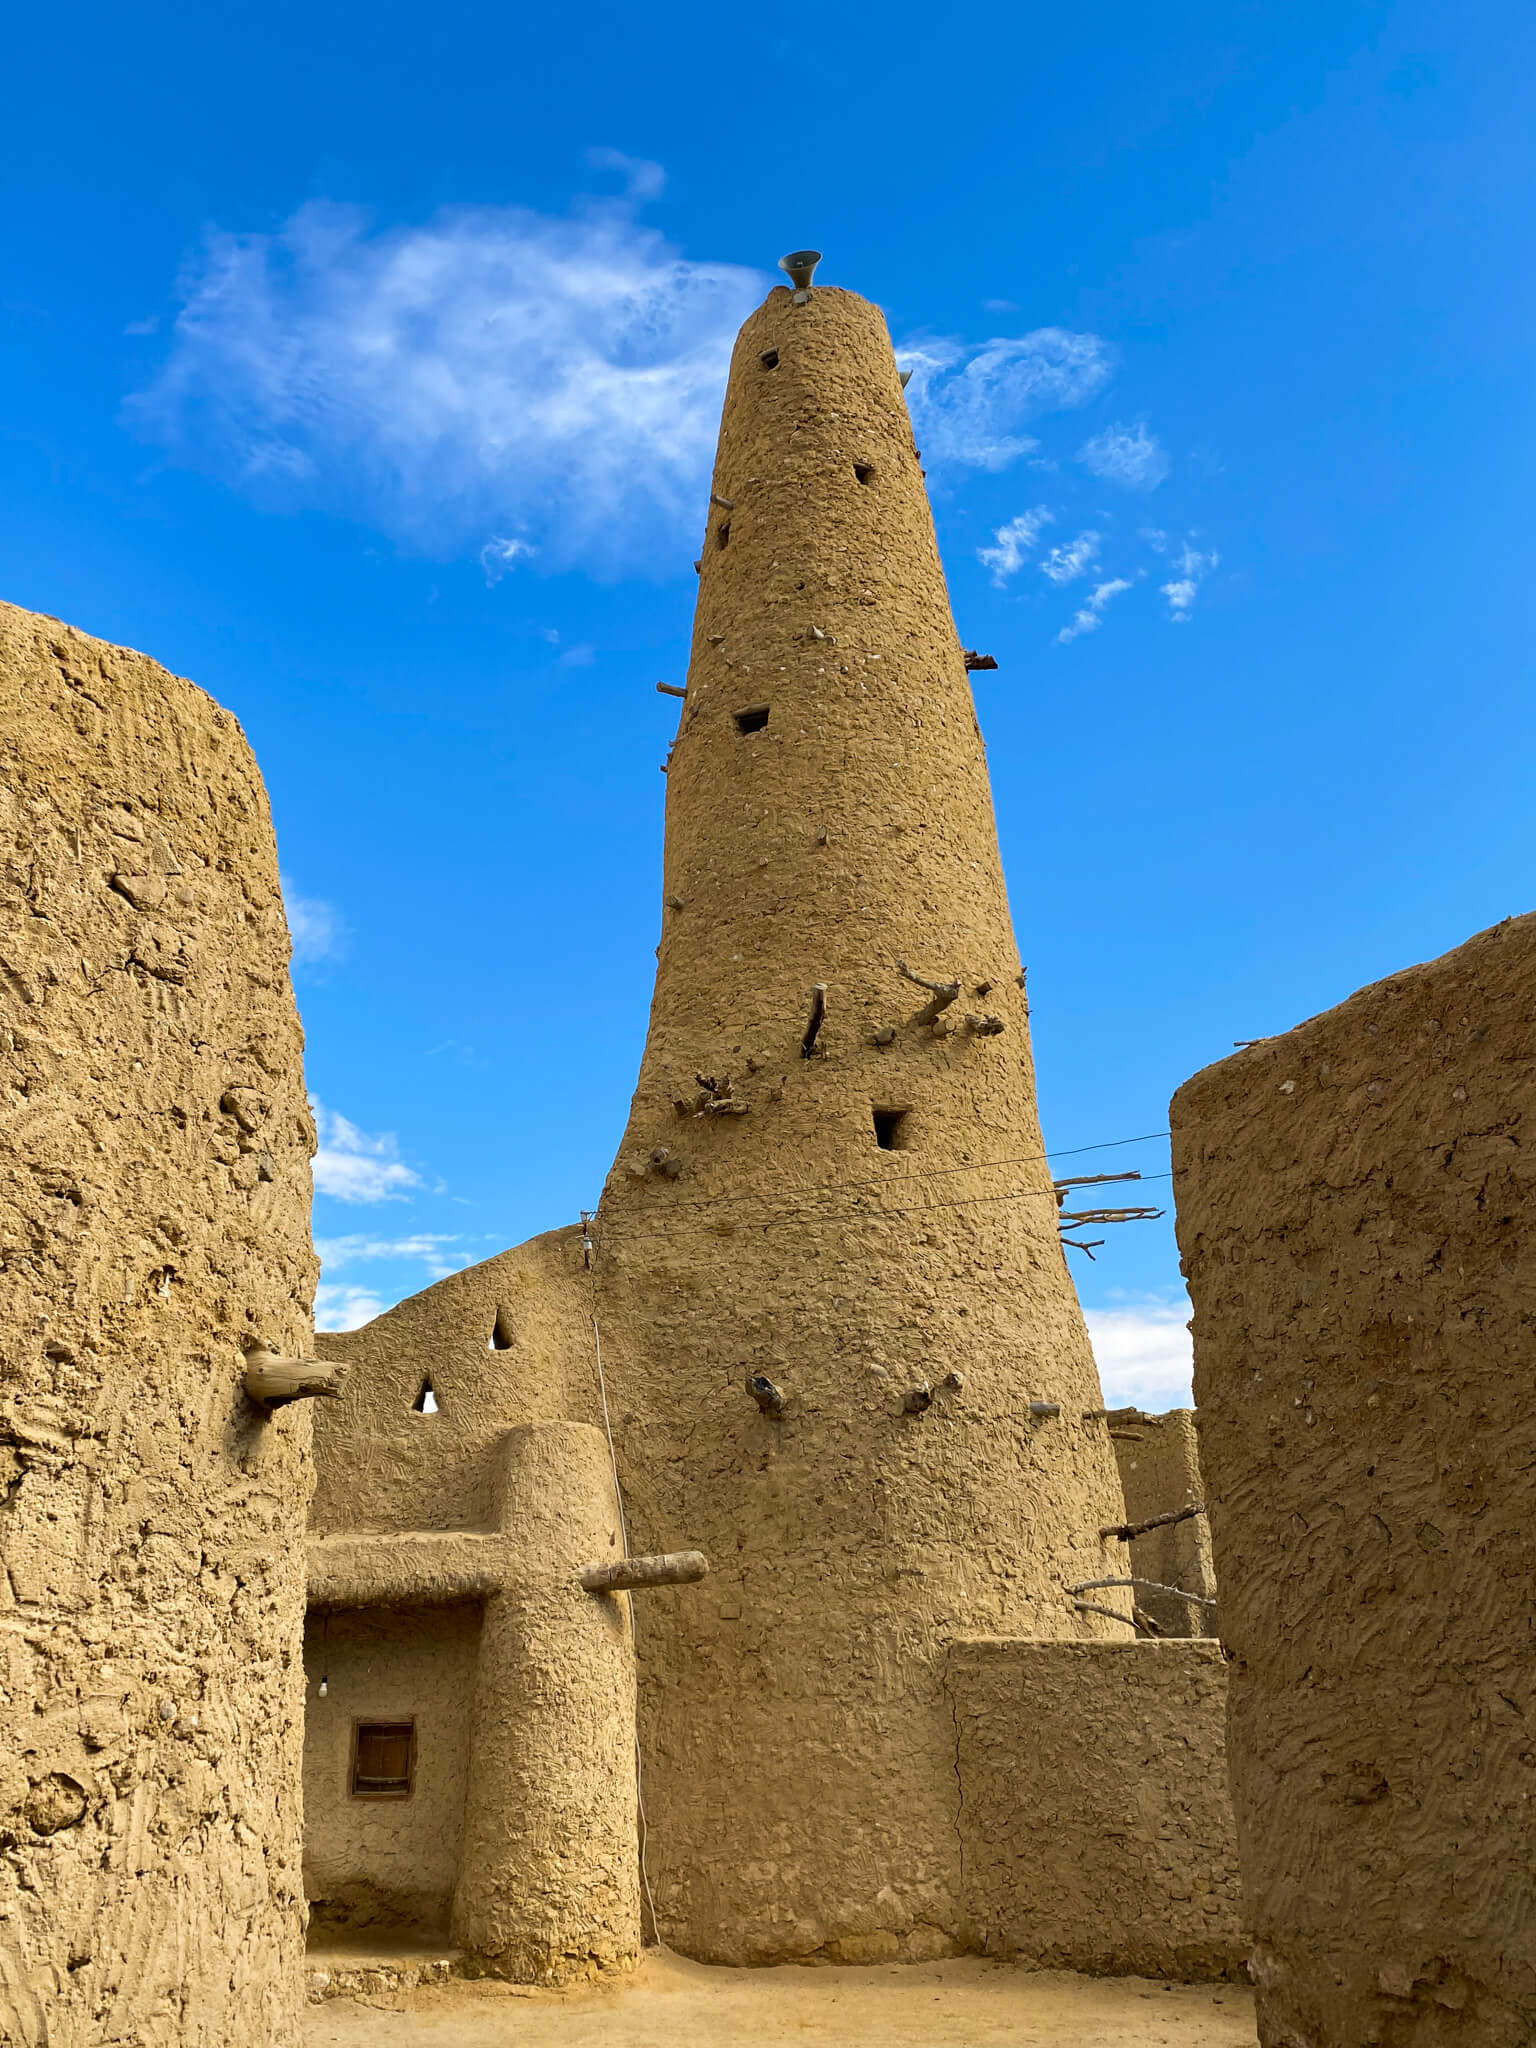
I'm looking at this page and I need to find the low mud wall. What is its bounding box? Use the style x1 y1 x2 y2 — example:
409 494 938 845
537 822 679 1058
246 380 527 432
949 1638 1245 1980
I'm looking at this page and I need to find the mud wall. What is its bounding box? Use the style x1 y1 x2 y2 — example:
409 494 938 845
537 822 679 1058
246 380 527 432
311 1227 593 1533
950 1639 1245 1979
588 282 1129 1963
1108 1409 1217 1637
1172 912 1536 2046
302 1603 481 1936
0 604 315 2044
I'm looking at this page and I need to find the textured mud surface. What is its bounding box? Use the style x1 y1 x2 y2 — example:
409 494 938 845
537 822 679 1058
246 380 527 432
305 1950 1259 2047
951 1639 1246 1979
0 603 315 2044
1173 913 1536 2046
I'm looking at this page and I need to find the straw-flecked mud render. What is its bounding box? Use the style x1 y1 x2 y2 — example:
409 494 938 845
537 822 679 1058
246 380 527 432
0 604 316 2043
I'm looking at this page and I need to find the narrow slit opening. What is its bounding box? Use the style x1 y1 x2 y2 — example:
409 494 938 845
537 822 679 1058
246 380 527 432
412 1377 439 1415
759 348 779 369
854 463 876 486
716 521 731 550
734 706 770 735
488 1307 514 1351
873 1107 910 1151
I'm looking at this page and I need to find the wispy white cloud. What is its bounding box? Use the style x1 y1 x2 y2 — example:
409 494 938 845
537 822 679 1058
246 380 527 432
899 329 1113 470
1084 1299 1194 1409
1078 420 1169 490
281 875 346 965
1057 576 1132 643
315 1282 387 1332
1160 541 1219 620
584 146 666 201
1040 530 1101 585
127 197 768 573
558 642 596 668
480 536 535 584
311 1100 422 1203
125 316 160 337
315 1232 469 1278
977 505 1054 585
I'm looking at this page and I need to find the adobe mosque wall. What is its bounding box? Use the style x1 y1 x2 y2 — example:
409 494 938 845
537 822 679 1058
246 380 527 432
305 274 1243 1984
1173 912 1536 2046
0 603 316 2044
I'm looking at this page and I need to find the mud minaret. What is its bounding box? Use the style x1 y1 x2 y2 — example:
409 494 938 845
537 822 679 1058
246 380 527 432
594 260 1126 1964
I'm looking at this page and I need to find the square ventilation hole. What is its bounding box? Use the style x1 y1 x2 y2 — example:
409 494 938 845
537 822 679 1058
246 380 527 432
854 463 876 485
351 1720 415 1800
873 1107 910 1151
734 705 770 735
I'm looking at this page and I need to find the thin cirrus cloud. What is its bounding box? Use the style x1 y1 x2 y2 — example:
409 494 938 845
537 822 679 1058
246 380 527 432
1083 1299 1194 1410
314 1232 470 1278
899 330 1114 470
126 196 770 575
281 874 346 966
977 506 1054 585
314 1283 388 1332
480 536 535 584
1039 530 1101 585
1161 542 1219 620
1078 420 1169 490
311 1101 423 1203
1057 576 1133 644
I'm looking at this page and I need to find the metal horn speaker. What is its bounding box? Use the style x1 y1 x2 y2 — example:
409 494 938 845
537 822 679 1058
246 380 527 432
778 249 822 303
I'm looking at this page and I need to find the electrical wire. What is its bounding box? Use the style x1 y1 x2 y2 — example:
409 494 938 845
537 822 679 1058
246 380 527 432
596 1129 1172 1227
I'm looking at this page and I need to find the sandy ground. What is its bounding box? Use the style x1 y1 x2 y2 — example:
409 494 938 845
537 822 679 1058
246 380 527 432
305 1949 1259 2047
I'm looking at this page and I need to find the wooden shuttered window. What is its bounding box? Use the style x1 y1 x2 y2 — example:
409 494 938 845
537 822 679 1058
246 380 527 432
350 1720 415 1799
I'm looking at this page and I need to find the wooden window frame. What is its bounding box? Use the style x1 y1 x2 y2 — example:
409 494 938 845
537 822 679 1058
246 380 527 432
349 1717 416 1801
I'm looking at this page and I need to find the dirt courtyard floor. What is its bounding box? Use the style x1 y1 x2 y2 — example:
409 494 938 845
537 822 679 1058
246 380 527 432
305 1949 1259 2048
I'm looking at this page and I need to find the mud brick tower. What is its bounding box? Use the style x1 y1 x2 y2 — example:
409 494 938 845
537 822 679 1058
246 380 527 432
589 267 1130 1963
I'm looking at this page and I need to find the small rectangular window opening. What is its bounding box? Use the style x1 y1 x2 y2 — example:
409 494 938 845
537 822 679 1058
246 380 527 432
412 1376 439 1414
734 706 770 735
489 1307 514 1352
873 1107 910 1151
716 520 731 550
759 347 780 369
854 463 876 486
351 1720 415 1799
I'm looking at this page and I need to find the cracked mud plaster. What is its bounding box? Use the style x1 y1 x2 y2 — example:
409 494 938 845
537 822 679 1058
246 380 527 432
1172 911 1536 2047
0 603 316 2046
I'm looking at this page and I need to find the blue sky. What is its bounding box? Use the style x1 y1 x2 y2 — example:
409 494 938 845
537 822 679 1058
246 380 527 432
5 2 1533 1404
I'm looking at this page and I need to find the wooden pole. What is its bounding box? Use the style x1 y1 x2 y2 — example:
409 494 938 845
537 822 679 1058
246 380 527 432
579 1550 710 1595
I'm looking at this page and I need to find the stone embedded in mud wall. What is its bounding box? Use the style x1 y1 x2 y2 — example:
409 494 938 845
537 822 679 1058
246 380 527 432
949 1638 1246 1979
1172 912 1536 2048
0 603 316 2046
